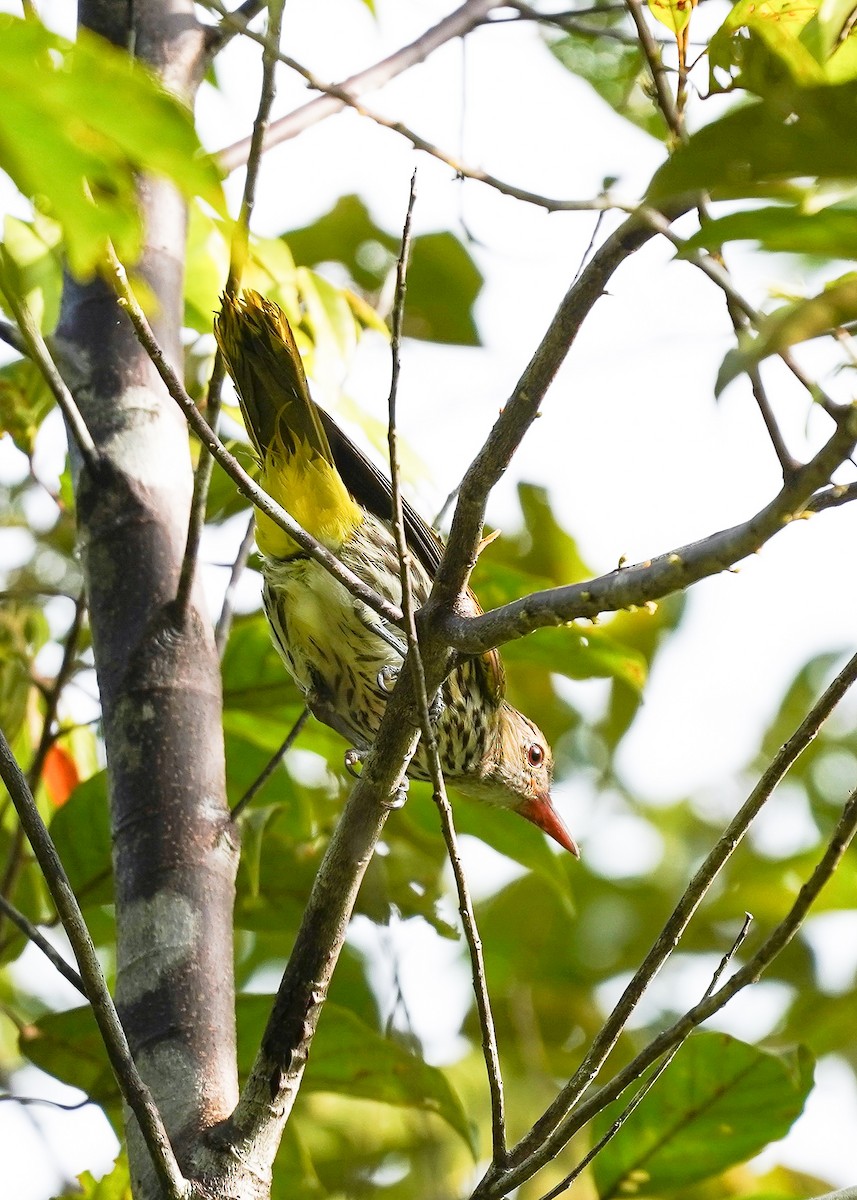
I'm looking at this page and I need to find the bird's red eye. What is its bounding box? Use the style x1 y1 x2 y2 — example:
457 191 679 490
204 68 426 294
527 744 544 768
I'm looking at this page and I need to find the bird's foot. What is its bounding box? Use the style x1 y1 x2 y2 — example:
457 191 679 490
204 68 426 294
343 747 409 810
344 747 365 778
376 665 399 694
384 777 409 810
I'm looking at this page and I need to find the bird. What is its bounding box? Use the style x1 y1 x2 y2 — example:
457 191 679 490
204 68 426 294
214 290 578 856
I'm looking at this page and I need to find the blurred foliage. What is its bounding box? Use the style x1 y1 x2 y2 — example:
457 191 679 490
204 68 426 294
1 3 857 1199
0 14 224 279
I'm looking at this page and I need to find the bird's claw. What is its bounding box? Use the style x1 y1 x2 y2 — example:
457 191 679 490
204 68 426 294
344 748 364 778
377 665 399 694
383 778 409 810
344 748 408 810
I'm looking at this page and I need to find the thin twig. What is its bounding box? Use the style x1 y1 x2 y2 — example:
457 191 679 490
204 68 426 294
213 0 499 172
177 0 285 622
806 481 857 513
204 0 614 215
0 596 85 945
441 398 857 654
537 914 753 1200
231 708 310 820
639 207 842 417
106 250 404 631
558 785 857 1144
624 0 681 135
0 894 86 997
0 317 27 356
385 172 508 1164
205 0 266 53
0 1092 91 1111
0 251 100 476
473 650 857 1197
215 511 257 657
0 731 189 1200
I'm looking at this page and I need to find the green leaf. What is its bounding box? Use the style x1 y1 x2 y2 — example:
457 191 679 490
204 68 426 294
503 626 647 690
592 1033 814 1196
406 232 483 345
25 1000 475 1156
547 30 667 139
647 85 857 205
716 274 857 394
0 356 54 456
238 999 477 1155
683 202 857 258
49 772 113 907
1 214 63 331
0 15 224 278
283 196 484 345
52 1156 131 1200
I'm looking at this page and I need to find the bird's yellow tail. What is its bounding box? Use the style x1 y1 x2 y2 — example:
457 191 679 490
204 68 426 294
215 291 362 558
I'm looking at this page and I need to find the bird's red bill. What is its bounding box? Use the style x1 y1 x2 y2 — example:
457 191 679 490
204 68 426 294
521 796 580 858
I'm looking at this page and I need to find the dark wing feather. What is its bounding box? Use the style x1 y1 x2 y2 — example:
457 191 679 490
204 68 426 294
318 407 444 578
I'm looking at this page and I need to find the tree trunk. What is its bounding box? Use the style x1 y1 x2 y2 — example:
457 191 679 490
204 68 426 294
56 3 239 1195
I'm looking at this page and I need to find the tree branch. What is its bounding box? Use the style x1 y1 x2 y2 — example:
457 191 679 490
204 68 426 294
441 403 857 655
214 0 499 172
205 0 615 214
539 915 753 1200
215 511 256 657
230 708 310 820
0 731 189 1200
424 208 680 630
0 893 86 997
0 251 101 477
472 648 857 1197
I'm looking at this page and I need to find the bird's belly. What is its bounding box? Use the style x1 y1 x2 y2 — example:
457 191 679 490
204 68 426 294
263 557 398 746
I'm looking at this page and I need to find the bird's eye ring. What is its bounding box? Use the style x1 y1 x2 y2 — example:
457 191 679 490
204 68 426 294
527 744 544 768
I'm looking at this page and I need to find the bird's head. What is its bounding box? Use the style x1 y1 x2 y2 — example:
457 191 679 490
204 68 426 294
460 703 579 857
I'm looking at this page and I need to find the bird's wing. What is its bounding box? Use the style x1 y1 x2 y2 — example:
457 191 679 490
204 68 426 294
319 406 506 704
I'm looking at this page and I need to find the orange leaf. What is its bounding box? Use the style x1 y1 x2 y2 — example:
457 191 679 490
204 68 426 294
42 744 79 807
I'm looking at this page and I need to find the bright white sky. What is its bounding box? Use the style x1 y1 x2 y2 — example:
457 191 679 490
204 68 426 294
2 0 857 1194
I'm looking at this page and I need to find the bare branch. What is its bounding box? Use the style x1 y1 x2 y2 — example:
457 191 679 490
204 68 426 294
642 208 842 417
204 0 266 54
215 511 257 657
0 317 27 356
0 731 189 1200
386 171 509 1166
205 1 615 214
0 251 101 476
538 915 753 1200
558 783 857 1148
806 480 857 513
426 208 680 628
473 649 857 1197
624 0 681 134
106 250 404 631
0 893 86 996
213 0 498 172
441 403 857 655
230 708 310 820
0 596 85 945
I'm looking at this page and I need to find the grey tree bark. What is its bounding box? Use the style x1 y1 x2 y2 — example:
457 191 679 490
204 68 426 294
56 3 240 1195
